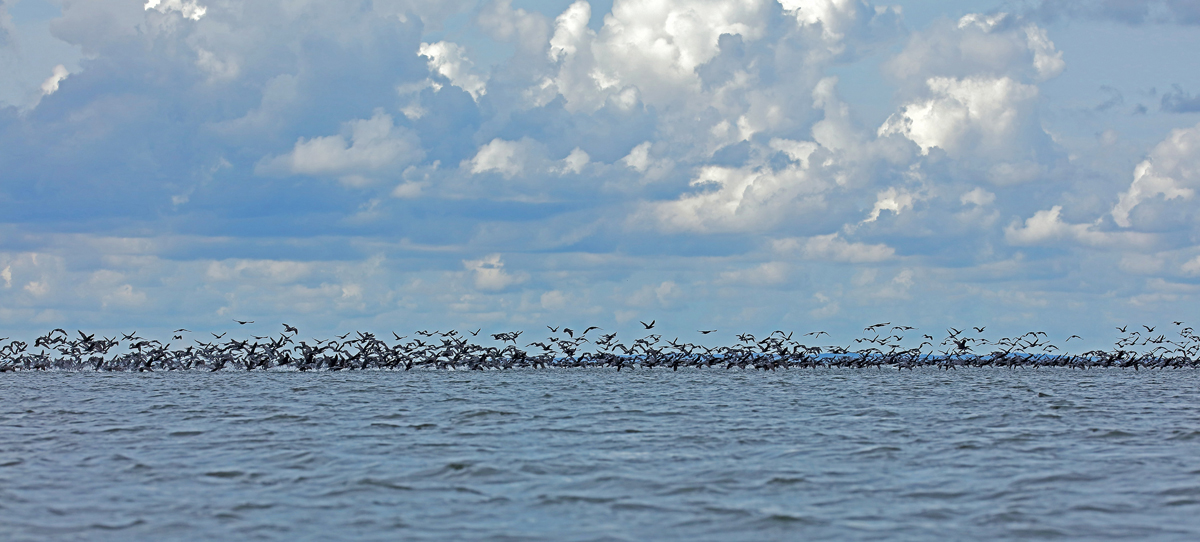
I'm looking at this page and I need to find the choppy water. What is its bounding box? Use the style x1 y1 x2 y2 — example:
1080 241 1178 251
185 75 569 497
3 369 1200 541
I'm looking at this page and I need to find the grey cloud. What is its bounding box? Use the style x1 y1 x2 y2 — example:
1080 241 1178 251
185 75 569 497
1161 85 1200 113
1096 85 1125 111
0 1 12 48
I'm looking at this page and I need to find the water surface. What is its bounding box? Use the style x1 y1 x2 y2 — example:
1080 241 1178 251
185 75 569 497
2 368 1199 540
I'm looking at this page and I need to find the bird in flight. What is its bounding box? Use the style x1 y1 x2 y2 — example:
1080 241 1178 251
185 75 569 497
234 319 254 325
698 329 717 334
641 320 656 329
283 324 299 334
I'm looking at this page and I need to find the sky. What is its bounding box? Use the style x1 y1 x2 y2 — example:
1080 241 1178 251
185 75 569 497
1 0 1199 349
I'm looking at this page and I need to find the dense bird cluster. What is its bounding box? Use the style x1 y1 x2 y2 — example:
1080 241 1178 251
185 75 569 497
1 322 1198 372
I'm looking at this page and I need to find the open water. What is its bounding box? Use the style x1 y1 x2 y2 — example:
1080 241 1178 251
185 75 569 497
2 368 1200 541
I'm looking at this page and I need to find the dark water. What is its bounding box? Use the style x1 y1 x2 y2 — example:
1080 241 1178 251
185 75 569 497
3 369 1200 541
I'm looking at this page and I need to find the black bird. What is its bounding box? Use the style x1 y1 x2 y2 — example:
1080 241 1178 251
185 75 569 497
641 320 656 329
212 332 226 339
582 326 602 335
469 329 481 336
283 324 299 334
174 328 191 333
547 326 559 333
973 326 985 333
234 319 254 325
699 329 717 334
1143 325 1156 333
1066 335 1082 341
1117 325 1128 333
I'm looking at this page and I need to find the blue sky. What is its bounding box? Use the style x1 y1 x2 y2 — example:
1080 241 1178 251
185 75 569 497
1 0 1199 348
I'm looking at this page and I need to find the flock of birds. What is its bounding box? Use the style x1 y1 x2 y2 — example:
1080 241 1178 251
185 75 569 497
1 320 1199 372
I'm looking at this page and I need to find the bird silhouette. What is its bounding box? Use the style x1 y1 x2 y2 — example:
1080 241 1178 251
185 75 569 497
2 319 1194 372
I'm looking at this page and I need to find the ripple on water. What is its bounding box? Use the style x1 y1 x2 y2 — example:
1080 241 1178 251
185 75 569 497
1 369 1200 540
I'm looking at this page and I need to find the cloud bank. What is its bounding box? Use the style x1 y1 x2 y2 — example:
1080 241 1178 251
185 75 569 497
0 0 1197 346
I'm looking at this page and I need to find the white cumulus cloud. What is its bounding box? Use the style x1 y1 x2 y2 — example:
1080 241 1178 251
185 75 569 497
144 0 207 21
879 76 1039 157
39 65 69 96
1006 206 1154 248
257 111 423 184
464 254 527 291
419 41 488 101
1112 121 1200 228
467 138 530 179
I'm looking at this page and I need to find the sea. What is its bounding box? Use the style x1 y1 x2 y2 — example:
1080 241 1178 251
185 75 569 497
2 368 1200 541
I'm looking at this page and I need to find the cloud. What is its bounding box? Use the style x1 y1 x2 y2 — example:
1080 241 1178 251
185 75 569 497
877 12 1064 190
476 0 550 55
0 2 12 49
887 13 1065 85
774 234 895 263
1006 206 1155 248
548 0 590 62
1183 255 1200 275
463 254 527 291
144 0 207 21
863 186 919 223
466 138 531 179
419 41 488 101
627 280 682 309
880 76 1039 157
1161 85 1200 113
961 187 996 206
557 147 590 174
39 65 69 96
1 0 1198 344
257 110 424 184
539 0 781 112
718 262 788 286
779 0 902 58
1112 120 1200 227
